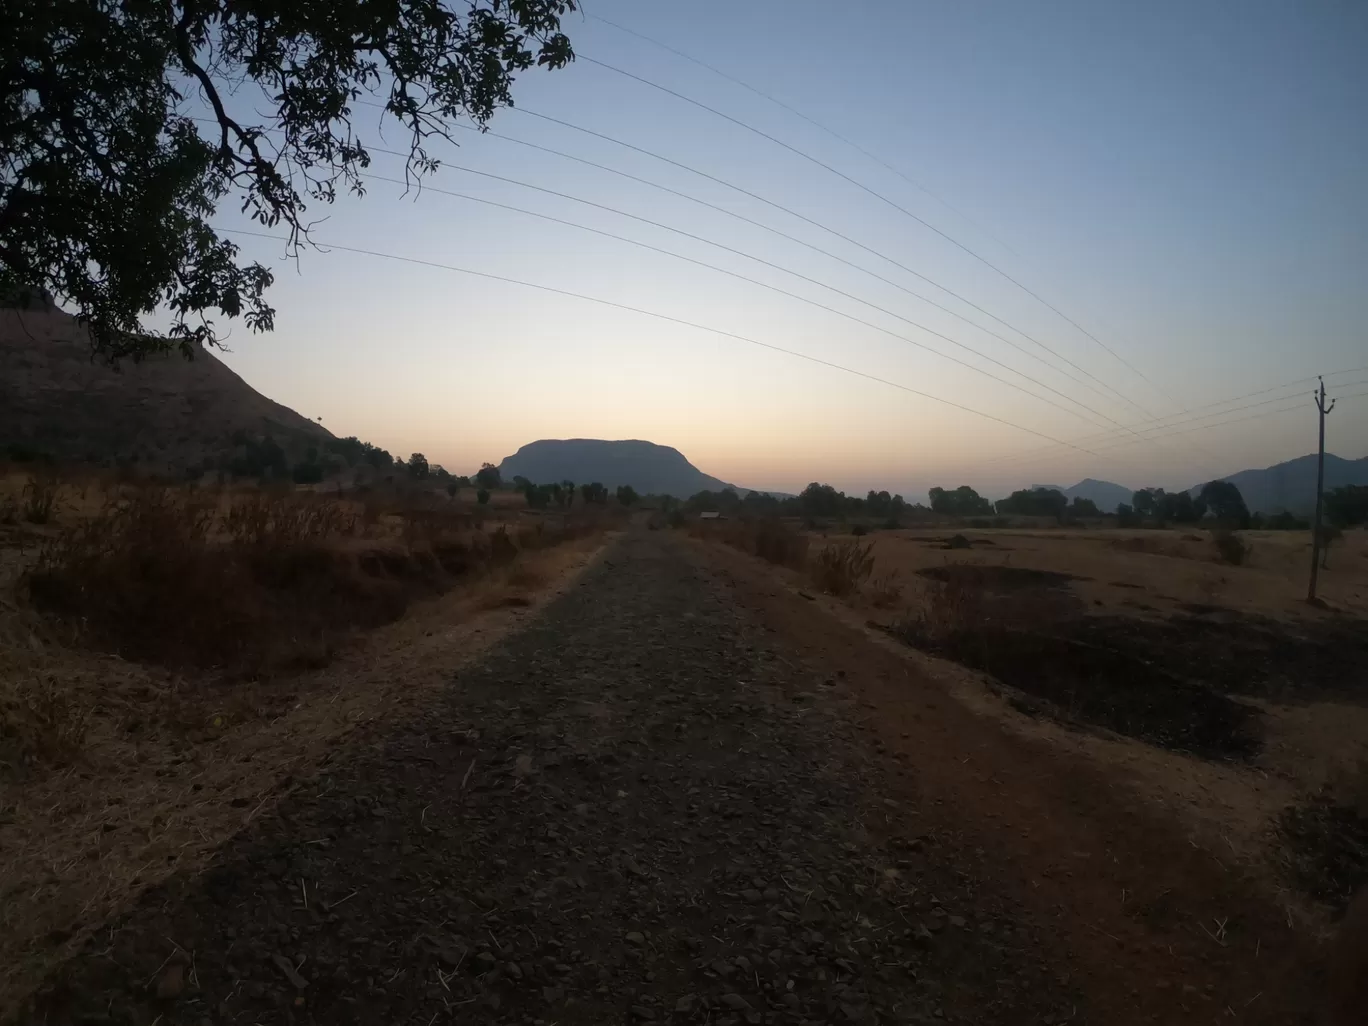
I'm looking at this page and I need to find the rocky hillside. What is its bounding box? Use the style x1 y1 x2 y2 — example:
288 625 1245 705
0 297 330 473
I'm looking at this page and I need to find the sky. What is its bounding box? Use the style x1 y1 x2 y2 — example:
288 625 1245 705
203 0 1367 499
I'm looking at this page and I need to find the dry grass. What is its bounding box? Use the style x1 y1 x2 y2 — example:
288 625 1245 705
810 538 875 596
19 484 600 676
0 470 614 1015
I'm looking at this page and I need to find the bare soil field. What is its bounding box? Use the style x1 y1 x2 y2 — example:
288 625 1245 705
695 519 1368 927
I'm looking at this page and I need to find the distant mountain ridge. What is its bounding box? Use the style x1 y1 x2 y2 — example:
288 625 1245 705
1190 453 1368 516
1027 456 1368 516
497 439 754 498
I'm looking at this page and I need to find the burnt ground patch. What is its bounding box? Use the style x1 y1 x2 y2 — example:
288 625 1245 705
896 565 1366 759
1279 796 1368 913
916 564 1083 589
896 620 1263 760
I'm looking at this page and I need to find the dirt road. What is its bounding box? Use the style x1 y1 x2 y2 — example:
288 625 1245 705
21 530 1323 1024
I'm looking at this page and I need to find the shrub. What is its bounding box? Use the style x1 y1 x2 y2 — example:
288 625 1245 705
668 510 686 529
946 533 971 550
1211 529 1249 566
850 523 868 537
476 488 491 506
0 676 90 770
810 540 875 596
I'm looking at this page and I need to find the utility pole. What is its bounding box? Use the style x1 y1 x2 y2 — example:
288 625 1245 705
1307 376 1336 603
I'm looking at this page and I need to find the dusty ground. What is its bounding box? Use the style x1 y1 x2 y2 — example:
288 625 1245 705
7 527 1346 1024
0 528 610 1018
738 524 1368 924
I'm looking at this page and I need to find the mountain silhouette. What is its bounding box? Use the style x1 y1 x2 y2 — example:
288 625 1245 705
497 439 750 498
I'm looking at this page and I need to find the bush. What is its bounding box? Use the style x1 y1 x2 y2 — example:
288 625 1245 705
1211 529 1249 566
476 488 491 506
810 540 875 596
850 523 868 537
946 533 971 550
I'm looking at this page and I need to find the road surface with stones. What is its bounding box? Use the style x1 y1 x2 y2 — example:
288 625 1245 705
27 529 1076 1025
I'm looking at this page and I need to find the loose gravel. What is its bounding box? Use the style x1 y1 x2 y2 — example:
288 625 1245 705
25 530 1075 1025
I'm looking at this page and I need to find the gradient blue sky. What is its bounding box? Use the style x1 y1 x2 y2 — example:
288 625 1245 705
208 0 1367 498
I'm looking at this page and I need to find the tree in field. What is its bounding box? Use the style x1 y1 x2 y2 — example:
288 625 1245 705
475 462 502 490
1325 485 1368 528
2 0 579 360
616 484 638 507
1068 496 1100 518
928 485 993 517
1199 480 1250 528
580 481 608 504
995 487 1067 520
408 453 430 479
476 488 491 506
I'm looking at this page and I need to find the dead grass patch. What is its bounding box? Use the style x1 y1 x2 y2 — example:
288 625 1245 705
810 539 875 596
21 487 600 677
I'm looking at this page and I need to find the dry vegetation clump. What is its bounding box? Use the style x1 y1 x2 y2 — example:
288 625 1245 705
867 571 904 609
810 539 875 596
22 484 598 675
20 470 60 524
1211 529 1250 566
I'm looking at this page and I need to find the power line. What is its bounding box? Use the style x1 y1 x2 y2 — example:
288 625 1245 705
509 106 1157 419
993 386 1368 475
577 53 1177 408
447 123 1110 401
586 12 1007 249
196 108 1143 435
984 368 1368 466
358 168 1123 434
222 228 1111 456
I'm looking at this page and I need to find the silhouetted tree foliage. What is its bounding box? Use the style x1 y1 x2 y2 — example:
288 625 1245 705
476 487 491 506
1199 480 1250 528
408 453 430 479
580 481 608 504
616 484 639 507
3 0 579 360
228 435 287 479
1325 485 1368 528
1131 487 1207 525
928 486 993 517
995 487 1067 520
1068 496 1100 518
324 436 392 469
475 463 502 490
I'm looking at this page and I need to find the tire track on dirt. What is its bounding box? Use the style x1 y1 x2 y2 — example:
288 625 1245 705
24 529 1072 1025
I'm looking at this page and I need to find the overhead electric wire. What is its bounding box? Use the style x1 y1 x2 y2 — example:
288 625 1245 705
587 12 1018 257
448 122 1112 402
983 368 1368 466
194 108 1142 436
508 106 1157 420
222 228 1114 456
991 385 1368 475
577 53 1177 408
357 168 1123 434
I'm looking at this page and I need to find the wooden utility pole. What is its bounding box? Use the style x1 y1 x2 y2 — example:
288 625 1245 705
1307 376 1336 603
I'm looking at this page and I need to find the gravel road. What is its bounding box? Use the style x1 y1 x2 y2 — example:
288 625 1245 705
28 530 1075 1025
